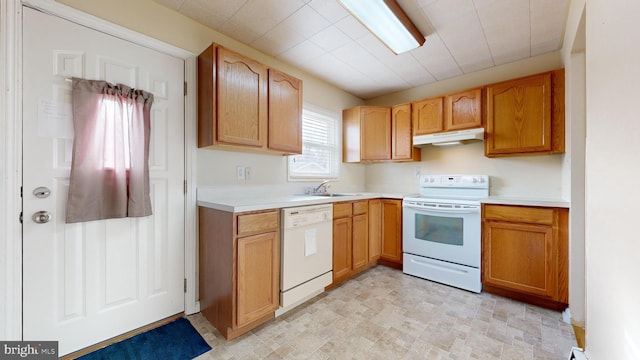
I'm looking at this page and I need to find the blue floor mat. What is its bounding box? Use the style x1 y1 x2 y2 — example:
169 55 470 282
77 318 211 360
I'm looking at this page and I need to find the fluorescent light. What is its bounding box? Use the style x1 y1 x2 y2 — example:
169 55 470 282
338 0 425 54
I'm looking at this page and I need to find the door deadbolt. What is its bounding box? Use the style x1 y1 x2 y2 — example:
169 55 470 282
32 211 52 224
33 187 51 199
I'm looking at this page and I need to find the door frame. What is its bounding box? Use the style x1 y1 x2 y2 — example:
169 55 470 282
0 0 199 340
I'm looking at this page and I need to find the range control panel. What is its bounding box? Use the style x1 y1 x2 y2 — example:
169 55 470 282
419 175 489 188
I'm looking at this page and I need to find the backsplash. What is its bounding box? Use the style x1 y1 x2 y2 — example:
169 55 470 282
197 139 566 200
364 141 566 199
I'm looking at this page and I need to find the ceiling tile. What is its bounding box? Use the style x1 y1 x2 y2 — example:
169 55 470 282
423 0 477 30
331 42 393 84
397 0 435 36
179 0 243 29
308 0 350 23
154 0 184 10
410 33 462 80
251 5 329 56
154 0 571 99
279 5 330 39
251 26 304 56
531 0 569 55
334 16 370 40
305 53 373 93
278 40 325 68
309 26 352 52
421 0 494 73
356 33 435 87
219 0 306 41
474 0 530 65
217 19 263 44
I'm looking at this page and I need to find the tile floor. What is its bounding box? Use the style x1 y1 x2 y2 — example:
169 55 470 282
189 265 576 360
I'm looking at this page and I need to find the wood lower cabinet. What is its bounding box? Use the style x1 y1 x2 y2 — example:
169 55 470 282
484 69 565 157
331 200 373 286
198 207 280 339
368 199 382 262
380 199 403 268
352 202 369 271
332 215 352 282
482 204 568 310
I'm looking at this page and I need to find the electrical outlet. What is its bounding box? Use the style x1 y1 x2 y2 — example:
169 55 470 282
415 168 421 177
245 167 251 180
236 166 245 180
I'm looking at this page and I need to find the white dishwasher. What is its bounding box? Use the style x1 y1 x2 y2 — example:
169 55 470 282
277 203 333 316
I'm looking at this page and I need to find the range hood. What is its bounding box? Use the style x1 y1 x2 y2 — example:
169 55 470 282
413 128 485 146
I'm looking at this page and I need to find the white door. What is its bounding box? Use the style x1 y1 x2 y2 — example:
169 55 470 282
22 7 185 356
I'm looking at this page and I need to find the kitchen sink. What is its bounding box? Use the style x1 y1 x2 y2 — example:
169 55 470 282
310 192 363 197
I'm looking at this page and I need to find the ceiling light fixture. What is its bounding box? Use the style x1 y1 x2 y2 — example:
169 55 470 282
338 0 425 54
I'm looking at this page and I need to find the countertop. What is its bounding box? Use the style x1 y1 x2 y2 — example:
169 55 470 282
482 196 570 208
197 189 570 213
197 192 404 213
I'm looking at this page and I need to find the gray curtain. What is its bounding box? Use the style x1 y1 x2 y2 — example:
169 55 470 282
66 78 153 223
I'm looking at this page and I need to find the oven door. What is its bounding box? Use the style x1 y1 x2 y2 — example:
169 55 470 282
402 201 481 268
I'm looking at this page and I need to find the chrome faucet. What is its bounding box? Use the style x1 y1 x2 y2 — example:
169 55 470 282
313 180 335 194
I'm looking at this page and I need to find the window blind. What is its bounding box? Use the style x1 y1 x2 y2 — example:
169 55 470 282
288 107 339 180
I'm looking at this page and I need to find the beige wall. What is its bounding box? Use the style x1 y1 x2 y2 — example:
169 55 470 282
57 0 365 194
584 0 640 358
562 0 587 332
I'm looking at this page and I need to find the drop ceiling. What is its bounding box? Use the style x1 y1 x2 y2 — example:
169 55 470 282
155 0 570 100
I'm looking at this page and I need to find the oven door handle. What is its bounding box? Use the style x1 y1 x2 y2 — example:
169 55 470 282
403 204 480 214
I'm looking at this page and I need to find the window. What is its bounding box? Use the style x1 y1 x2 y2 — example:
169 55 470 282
288 104 340 180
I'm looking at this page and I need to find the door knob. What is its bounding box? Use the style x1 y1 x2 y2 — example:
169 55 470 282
33 187 51 199
32 211 52 224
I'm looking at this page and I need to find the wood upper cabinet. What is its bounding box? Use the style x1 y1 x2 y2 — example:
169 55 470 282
215 46 268 147
484 69 565 157
197 43 302 154
380 199 402 265
445 88 482 131
412 97 444 135
412 88 482 136
268 68 302 154
343 106 391 162
482 204 568 310
198 207 279 340
392 103 421 161
361 107 392 161
343 105 419 163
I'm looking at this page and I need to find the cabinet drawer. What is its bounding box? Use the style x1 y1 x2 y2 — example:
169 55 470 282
333 202 353 219
237 211 279 237
483 205 554 225
353 201 368 215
